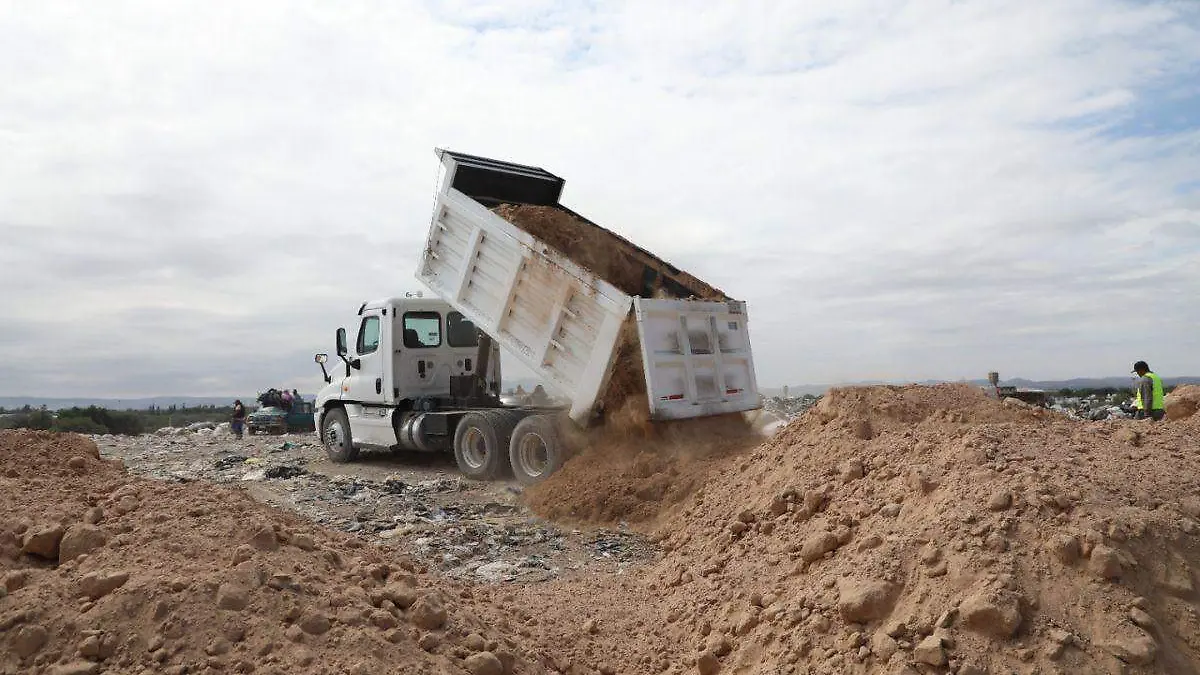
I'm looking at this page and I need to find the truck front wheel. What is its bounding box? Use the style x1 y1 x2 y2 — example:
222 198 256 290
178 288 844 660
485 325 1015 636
453 412 507 480
508 414 564 486
321 408 359 463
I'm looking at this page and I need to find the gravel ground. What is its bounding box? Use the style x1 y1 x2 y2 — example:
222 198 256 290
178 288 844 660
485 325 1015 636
95 430 655 584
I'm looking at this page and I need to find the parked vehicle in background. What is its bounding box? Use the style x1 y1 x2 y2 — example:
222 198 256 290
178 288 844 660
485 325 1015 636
248 399 316 435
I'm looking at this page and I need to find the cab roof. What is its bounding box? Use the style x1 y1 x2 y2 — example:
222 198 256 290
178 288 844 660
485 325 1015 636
359 296 456 314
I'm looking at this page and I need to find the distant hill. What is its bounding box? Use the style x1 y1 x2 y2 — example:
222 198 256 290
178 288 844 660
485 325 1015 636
762 376 1200 398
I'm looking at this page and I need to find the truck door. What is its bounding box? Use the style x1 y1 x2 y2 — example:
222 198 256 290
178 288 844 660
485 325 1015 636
394 309 447 397
344 311 393 405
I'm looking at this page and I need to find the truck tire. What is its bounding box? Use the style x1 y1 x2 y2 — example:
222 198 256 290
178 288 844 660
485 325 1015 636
453 412 508 480
508 414 564 486
321 407 358 463
483 409 521 477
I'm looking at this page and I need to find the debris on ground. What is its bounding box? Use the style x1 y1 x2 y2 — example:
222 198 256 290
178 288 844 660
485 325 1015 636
93 433 652 584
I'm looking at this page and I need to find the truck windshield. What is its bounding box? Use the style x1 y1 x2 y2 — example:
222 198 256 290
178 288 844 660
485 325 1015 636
447 311 479 347
403 312 441 348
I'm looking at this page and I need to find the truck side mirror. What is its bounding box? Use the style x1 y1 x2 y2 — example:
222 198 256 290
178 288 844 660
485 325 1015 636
315 353 332 384
336 328 348 357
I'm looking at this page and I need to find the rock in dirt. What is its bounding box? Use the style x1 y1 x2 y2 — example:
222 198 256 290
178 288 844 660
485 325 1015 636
216 583 250 611
48 662 100 675
250 526 280 551
83 507 103 524
464 651 504 675
78 570 129 600
418 632 441 651
1088 545 1123 579
907 466 937 494
409 594 448 630
377 582 417 609
299 613 331 635
1130 607 1158 631
837 578 898 623
464 632 488 651
59 524 108 562
21 524 65 559
1098 630 1158 665
12 623 49 658
113 494 139 514
840 458 865 482
871 631 899 660
987 491 1012 511
801 532 840 562
913 635 947 666
696 650 720 675
959 590 1022 639
1047 533 1081 565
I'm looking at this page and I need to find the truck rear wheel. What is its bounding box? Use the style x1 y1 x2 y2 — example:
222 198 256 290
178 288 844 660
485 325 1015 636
321 407 358 463
508 414 564 486
453 412 508 480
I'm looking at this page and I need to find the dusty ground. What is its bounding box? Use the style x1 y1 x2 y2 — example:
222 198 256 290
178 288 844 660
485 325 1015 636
95 432 654 584
5 385 1200 675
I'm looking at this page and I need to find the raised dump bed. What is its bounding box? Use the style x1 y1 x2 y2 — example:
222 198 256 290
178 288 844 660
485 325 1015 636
417 150 760 424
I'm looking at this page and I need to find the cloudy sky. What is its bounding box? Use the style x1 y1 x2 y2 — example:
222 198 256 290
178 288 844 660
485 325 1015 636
2 0 1198 398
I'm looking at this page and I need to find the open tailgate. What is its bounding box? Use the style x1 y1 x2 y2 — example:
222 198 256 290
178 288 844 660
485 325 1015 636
633 298 760 421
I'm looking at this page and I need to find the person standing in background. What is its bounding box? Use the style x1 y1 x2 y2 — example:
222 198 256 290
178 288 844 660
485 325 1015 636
1132 361 1166 421
231 399 246 439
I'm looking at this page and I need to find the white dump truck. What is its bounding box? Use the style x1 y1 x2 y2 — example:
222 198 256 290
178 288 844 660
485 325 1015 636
313 149 759 484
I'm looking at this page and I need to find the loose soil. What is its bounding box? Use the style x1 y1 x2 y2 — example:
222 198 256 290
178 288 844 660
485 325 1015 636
491 204 725 301
6 385 1200 675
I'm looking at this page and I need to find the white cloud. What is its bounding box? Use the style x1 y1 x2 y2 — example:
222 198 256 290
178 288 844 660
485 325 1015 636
0 0 1198 397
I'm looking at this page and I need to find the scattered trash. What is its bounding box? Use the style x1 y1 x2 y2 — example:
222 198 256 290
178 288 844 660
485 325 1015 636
94 432 655 583
213 454 248 470
263 465 307 479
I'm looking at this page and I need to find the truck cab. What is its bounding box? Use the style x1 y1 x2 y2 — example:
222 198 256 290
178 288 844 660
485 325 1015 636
314 295 504 449
315 295 567 485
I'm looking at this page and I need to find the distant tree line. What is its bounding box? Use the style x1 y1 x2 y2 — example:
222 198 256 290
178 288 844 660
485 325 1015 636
0 403 240 435
0 406 144 435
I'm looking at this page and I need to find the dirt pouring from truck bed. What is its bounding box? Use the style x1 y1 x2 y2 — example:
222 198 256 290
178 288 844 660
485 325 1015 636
6 384 1200 675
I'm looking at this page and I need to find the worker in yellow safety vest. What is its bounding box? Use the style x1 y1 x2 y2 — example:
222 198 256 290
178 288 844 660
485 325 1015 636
1132 360 1165 421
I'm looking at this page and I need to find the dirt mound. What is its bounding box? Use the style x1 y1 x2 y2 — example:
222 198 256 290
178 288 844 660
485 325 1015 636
10 383 1200 675
632 385 1200 674
524 412 759 525
0 430 545 675
1166 384 1200 420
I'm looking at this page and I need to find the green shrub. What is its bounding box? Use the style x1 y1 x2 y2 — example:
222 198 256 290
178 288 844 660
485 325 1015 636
52 417 109 434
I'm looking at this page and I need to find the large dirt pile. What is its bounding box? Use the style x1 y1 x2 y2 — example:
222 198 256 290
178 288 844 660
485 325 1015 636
0 430 545 675
524 411 758 525
626 384 1200 674
1166 385 1200 421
